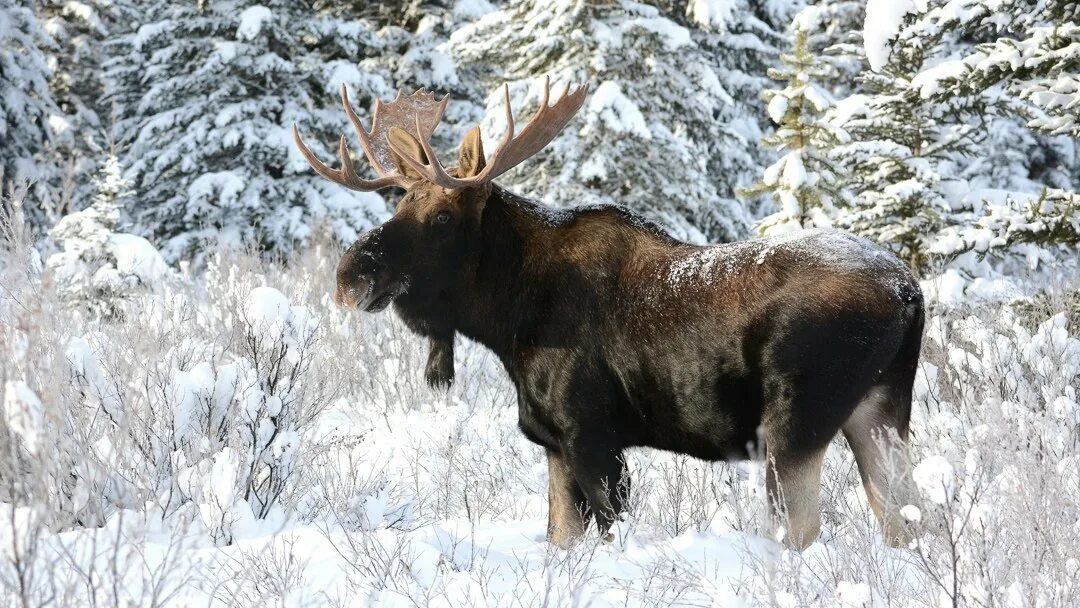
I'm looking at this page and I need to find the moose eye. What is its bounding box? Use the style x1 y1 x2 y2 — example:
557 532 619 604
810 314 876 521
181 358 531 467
434 211 452 225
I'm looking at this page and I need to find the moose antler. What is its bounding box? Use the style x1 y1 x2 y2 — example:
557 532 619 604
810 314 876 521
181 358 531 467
294 78 587 191
292 85 449 191
388 76 589 189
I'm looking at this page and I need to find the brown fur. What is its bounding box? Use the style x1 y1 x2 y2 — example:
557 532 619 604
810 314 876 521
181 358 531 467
334 155 924 550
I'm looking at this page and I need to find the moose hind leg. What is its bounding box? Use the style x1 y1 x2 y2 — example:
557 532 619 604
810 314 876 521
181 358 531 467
765 435 828 550
843 387 917 547
546 449 589 547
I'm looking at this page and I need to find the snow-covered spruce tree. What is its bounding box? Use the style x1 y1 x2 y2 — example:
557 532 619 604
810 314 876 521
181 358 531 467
686 0 787 230
110 1 387 263
449 0 755 243
790 0 866 98
38 0 129 212
356 0 488 159
825 1 992 274
743 26 842 236
902 0 1079 140
0 1 62 233
46 156 171 318
900 0 1080 192
855 0 1080 264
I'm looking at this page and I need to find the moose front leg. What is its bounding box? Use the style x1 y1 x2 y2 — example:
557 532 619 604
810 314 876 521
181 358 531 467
564 434 628 540
425 335 454 390
546 448 589 547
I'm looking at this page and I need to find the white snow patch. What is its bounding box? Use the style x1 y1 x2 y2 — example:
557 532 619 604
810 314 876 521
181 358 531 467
588 81 651 139
236 5 272 40
687 0 737 30
108 233 170 284
836 581 873 607
864 0 923 71
911 59 968 98
634 17 692 50
900 504 922 522
2 381 44 454
767 94 789 124
913 455 955 504
453 0 495 19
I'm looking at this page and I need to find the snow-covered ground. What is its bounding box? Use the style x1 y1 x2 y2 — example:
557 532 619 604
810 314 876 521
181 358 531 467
2 230 1078 607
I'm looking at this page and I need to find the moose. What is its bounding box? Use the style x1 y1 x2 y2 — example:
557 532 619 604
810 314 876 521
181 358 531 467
293 79 925 549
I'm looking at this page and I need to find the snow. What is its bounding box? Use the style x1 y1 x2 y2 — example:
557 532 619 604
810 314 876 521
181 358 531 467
634 17 692 50
587 81 652 139
913 455 955 505
2 381 44 454
236 6 272 41
453 0 496 19
864 0 921 71
781 151 806 189
922 268 967 305
911 59 968 98
666 229 909 293
767 93 788 123
687 0 737 30
900 504 922 522
836 581 873 607
109 233 170 283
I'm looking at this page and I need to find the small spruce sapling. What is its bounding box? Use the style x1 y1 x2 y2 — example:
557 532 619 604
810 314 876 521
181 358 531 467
46 156 170 318
743 26 842 237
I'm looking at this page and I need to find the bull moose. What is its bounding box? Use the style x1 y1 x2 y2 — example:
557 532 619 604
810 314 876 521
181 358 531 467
293 79 924 549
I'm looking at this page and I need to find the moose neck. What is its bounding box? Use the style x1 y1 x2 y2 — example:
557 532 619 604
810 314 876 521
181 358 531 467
451 185 551 367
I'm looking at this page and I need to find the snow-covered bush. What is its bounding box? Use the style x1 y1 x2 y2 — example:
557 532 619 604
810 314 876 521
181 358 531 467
5 202 1080 604
46 156 171 317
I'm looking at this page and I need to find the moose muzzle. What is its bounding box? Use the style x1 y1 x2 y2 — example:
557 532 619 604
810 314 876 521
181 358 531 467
335 228 407 313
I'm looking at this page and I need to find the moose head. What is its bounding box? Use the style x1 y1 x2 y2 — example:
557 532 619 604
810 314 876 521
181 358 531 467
293 78 587 314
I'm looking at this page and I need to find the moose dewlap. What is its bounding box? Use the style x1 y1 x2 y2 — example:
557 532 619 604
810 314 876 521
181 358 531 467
294 78 925 550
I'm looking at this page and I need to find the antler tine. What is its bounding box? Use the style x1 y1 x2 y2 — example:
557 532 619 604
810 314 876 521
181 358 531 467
292 126 406 191
388 77 588 190
295 84 439 191
400 113 457 186
340 85 390 177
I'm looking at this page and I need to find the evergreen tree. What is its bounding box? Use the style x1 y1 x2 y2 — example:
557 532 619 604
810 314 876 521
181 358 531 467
837 0 1080 268
744 26 841 236
826 3 981 273
39 0 128 213
690 0 787 230
893 0 1080 260
791 0 865 98
108 0 388 263
358 0 487 158
0 1 61 232
450 0 769 243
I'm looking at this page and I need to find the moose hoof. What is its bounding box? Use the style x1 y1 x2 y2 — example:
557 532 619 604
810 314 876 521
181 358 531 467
425 349 454 391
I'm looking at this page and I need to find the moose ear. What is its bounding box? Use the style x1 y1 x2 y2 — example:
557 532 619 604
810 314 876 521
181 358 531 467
457 127 486 178
387 127 428 182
